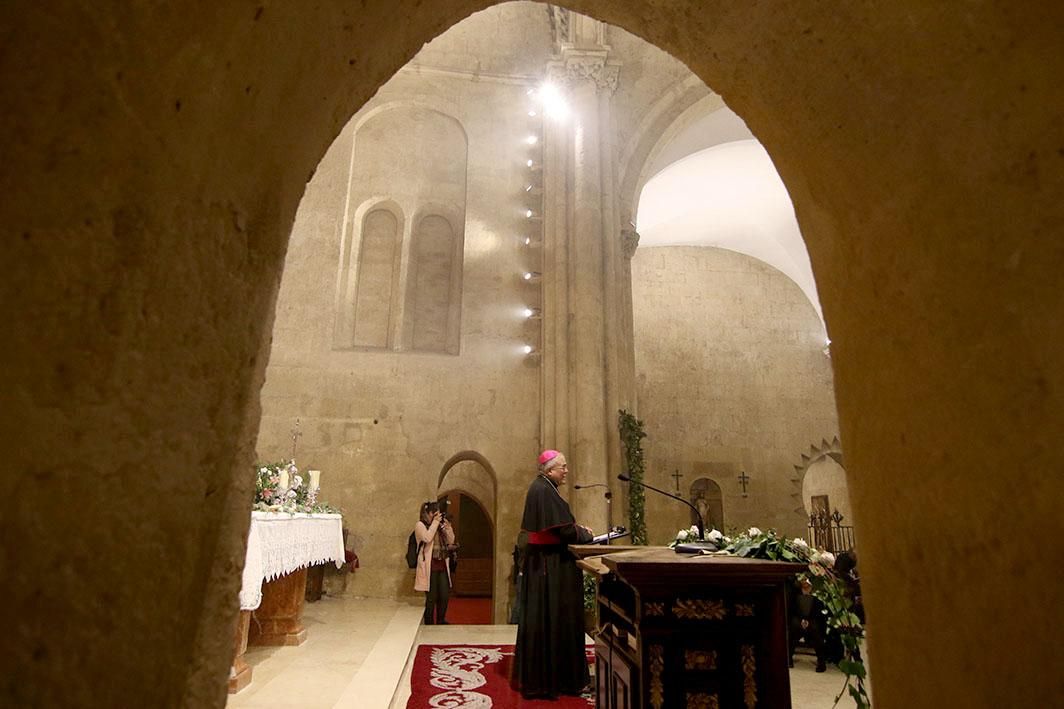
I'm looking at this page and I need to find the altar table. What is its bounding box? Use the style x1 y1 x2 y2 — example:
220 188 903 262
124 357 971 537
229 512 344 693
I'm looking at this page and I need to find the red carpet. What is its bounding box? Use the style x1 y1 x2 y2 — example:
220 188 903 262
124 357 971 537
406 644 594 708
446 597 493 624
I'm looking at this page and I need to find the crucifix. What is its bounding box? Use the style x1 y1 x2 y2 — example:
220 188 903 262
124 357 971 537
737 470 750 497
290 418 302 460
671 469 684 493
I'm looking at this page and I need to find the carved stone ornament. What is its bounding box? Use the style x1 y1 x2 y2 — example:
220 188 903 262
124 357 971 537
684 649 718 671
547 5 571 46
741 644 758 708
547 51 620 93
672 598 727 620
649 644 665 709
686 693 720 709
644 601 665 617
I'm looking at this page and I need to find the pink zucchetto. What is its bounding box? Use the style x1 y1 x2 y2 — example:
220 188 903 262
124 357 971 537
538 449 561 472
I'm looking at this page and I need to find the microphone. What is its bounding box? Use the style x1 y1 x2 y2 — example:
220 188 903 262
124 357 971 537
574 483 613 499
617 473 708 544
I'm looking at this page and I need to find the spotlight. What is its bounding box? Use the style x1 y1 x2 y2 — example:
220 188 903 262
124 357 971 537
523 272 532 280
526 159 534 168
522 271 542 283
525 184 533 192
526 209 534 218
522 344 534 354
524 236 531 246
526 135 538 145
539 82 570 120
528 110 537 117
523 307 542 319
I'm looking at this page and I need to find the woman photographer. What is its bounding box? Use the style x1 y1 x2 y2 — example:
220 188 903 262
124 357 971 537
413 501 456 624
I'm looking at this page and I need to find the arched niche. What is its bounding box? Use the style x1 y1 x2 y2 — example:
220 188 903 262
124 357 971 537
689 477 724 531
801 455 853 526
344 202 403 348
337 104 468 352
405 207 464 354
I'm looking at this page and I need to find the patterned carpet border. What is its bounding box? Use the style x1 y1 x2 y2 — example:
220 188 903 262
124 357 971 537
406 643 594 708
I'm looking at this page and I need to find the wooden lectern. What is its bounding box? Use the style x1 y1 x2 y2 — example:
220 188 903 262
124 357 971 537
573 546 802 709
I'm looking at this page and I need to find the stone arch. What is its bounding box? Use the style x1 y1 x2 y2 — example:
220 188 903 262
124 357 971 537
790 436 844 516
437 450 500 502
4 2 1061 707
351 100 469 146
616 74 711 226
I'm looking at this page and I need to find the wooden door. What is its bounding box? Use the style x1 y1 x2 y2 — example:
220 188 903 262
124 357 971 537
439 491 493 597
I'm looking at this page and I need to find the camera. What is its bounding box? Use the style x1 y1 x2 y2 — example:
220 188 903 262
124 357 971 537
427 499 450 518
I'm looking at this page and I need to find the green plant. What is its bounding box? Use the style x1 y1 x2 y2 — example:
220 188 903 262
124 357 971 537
583 572 597 611
618 409 648 545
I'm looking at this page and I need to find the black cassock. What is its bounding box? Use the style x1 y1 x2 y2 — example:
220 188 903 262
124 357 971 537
514 474 594 699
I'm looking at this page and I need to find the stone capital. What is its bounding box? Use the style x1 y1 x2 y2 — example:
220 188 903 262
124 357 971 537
547 49 620 94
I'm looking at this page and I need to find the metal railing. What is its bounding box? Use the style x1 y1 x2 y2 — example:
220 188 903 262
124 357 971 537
806 510 855 553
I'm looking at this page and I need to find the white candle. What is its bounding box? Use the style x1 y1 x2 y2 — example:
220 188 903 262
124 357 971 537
309 469 321 492
278 469 289 491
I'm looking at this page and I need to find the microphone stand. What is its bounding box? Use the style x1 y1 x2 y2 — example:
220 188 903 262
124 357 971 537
617 474 718 553
573 483 613 545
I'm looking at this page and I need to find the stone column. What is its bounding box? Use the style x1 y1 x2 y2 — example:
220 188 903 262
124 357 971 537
540 23 630 532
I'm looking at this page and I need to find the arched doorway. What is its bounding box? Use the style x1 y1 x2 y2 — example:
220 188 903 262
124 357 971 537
438 452 498 622
436 491 494 600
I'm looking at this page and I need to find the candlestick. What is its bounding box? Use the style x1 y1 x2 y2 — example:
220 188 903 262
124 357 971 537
278 468 289 492
309 469 321 492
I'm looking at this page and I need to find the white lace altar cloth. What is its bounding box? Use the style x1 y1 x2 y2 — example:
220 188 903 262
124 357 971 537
239 511 344 610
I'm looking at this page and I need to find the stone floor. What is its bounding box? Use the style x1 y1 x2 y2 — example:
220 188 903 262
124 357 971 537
227 595 861 708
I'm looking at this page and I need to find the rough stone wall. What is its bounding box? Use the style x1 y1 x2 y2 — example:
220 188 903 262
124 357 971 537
257 64 543 620
3 1 1062 707
631 246 838 542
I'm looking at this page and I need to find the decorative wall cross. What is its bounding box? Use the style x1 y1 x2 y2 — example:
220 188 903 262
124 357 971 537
671 469 684 493
290 418 302 460
737 471 750 497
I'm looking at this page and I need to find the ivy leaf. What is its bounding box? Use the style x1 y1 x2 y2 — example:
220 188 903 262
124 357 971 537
838 659 867 679
848 685 871 708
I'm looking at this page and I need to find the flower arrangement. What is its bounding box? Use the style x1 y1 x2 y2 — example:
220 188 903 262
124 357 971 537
253 460 341 514
668 525 870 708
670 525 726 547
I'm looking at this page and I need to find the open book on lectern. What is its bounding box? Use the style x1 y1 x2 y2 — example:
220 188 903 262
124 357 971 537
591 526 629 545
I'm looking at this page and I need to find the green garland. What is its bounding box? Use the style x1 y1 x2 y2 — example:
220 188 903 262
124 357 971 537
618 409 648 545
